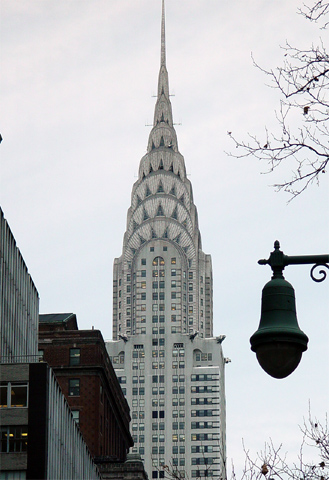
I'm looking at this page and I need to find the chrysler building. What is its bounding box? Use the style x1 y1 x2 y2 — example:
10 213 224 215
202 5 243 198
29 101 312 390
106 2 226 478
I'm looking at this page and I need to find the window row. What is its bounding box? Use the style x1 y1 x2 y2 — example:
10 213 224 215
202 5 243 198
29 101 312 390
152 422 165 430
132 411 145 419
140 257 177 266
191 421 220 429
172 410 185 418
191 397 219 405
152 349 165 357
132 363 145 370
171 458 186 467
191 445 220 453
152 363 165 370
132 388 145 396
172 445 185 454
191 374 219 382
172 386 185 395
192 458 216 465
132 423 145 431
195 353 212 362
191 409 219 417
191 470 219 478
172 361 185 368
191 385 219 393
152 471 166 479
191 433 220 441
172 422 185 430
152 446 165 455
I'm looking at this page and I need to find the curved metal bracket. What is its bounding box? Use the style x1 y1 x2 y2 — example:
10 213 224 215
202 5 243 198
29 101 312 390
310 264 329 283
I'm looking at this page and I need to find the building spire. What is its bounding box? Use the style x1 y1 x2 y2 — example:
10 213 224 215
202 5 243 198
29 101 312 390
161 0 166 67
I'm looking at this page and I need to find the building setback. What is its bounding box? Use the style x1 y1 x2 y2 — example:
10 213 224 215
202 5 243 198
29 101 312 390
106 2 227 479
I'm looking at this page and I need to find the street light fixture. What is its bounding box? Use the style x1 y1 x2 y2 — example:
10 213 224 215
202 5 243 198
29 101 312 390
250 240 329 379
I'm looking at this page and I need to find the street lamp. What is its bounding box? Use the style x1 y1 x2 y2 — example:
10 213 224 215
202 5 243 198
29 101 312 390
250 240 329 379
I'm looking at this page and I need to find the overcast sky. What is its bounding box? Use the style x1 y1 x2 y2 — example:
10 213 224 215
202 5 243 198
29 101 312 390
1 0 328 475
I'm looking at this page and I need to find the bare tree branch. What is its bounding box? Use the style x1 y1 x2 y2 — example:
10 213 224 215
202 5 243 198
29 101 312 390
228 0 329 200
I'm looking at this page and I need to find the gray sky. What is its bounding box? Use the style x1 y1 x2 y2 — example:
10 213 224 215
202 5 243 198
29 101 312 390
1 0 328 475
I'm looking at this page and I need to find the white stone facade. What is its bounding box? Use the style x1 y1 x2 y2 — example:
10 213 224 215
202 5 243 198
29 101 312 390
107 2 226 478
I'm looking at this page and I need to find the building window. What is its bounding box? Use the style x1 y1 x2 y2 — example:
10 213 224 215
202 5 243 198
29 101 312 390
171 269 176 276
141 258 146 265
141 270 146 277
141 281 146 289
171 280 176 288
0 383 28 408
153 256 165 266
150 247 154 252
159 270 165 277
0 426 28 453
69 379 80 396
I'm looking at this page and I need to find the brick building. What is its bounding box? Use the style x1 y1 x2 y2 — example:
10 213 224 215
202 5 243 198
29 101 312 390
38 313 133 462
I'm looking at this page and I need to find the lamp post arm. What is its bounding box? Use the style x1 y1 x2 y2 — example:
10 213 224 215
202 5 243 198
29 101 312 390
283 254 329 266
258 241 329 282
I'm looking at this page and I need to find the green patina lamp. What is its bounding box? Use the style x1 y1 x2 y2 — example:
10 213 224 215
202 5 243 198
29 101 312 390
250 241 328 379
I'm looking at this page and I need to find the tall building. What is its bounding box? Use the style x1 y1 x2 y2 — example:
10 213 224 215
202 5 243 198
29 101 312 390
0 208 39 364
0 210 101 479
107 2 226 479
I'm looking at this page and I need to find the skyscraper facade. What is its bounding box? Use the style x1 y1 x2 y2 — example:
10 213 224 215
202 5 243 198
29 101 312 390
107 2 226 478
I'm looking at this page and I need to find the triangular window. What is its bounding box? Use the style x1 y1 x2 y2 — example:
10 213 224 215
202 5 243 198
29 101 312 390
139 235 146 245
152 141 155 150
182 218 187 228
157 182 164 193
173 233 181 244
143 208 149 221
179 194 185 205
151 228 157 239
169 184 176 196
160 136 165 147
156 204 164 216
137 195 142 206
171 206 178 220
149 164 153 174
133 220 138 231
183 246 189 253
159 159 164 170
145 185 152 197
131 248 136 255
162 227 169 239
169 164 173 172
